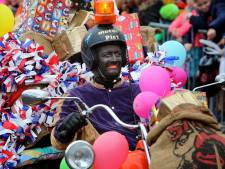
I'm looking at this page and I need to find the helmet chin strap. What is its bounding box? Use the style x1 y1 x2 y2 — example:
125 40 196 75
93 67 121 89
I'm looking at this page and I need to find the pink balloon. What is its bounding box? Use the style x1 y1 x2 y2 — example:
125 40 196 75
93 131 129 169
139 66 171 97
133 91 159 118
171 67 187 87
0 0 5 3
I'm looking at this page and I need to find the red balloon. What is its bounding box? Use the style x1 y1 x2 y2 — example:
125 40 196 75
93 131 129 169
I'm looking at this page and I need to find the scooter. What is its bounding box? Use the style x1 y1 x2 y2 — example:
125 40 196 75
21 89 151 169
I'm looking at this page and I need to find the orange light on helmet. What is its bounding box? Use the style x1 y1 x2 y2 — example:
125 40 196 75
94 0 116 24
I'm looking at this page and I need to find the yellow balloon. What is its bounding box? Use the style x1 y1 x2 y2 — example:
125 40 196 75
0 4 15 37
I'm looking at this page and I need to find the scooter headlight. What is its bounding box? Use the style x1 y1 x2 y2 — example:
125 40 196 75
65 140 94 169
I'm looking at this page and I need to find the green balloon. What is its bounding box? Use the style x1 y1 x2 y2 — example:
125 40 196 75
160 4 180 20
155 33 163 42
60 158 70 169
60 157 93 169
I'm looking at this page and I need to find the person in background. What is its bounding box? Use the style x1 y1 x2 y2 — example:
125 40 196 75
184 0 225 51
117 0 141 14
190 0 225 42
168 0 197 41
138 0 163 25
182 0 225 88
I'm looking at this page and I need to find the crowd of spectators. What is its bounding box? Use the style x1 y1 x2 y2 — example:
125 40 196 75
117 0 225 88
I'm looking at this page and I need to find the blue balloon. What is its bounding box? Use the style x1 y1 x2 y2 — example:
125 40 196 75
160 40 187 67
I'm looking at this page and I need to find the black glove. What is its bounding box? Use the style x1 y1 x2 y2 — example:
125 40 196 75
56 112 87 143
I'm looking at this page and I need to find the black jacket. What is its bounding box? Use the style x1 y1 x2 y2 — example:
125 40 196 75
190 0 225 41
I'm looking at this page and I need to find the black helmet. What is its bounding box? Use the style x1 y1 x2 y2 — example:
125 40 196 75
81 24 128 70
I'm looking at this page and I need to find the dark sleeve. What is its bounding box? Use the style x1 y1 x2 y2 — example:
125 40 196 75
182 28 193 44
189 15 209 30
209 2 225 33
131 82 141 100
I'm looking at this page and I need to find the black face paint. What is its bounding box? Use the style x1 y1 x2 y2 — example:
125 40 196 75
92 44 123 88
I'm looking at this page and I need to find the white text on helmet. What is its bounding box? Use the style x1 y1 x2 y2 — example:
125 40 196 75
98 29 118 35
105 35 119 40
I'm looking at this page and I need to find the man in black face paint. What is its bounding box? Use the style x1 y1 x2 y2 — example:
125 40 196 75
51 25 141 150
93 44 123 88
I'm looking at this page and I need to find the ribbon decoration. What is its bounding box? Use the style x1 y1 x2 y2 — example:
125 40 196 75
0 33 87 168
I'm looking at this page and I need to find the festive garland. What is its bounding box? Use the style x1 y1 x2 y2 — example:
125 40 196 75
0 33 86 168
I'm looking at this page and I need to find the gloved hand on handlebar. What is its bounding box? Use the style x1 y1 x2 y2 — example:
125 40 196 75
56 112 87 143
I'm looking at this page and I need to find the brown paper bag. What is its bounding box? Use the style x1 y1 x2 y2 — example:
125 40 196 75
69 10 91 28
19 31 54 55
51 30 73 60
140 26 161 52
147 91 225 169
52 25 87 60
157 91 208 121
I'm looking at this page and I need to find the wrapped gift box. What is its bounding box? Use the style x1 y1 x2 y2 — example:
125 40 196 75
19 0 72 38
114 13 144 63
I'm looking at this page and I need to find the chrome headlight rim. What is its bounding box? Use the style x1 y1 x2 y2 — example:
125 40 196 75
65 140 94 169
